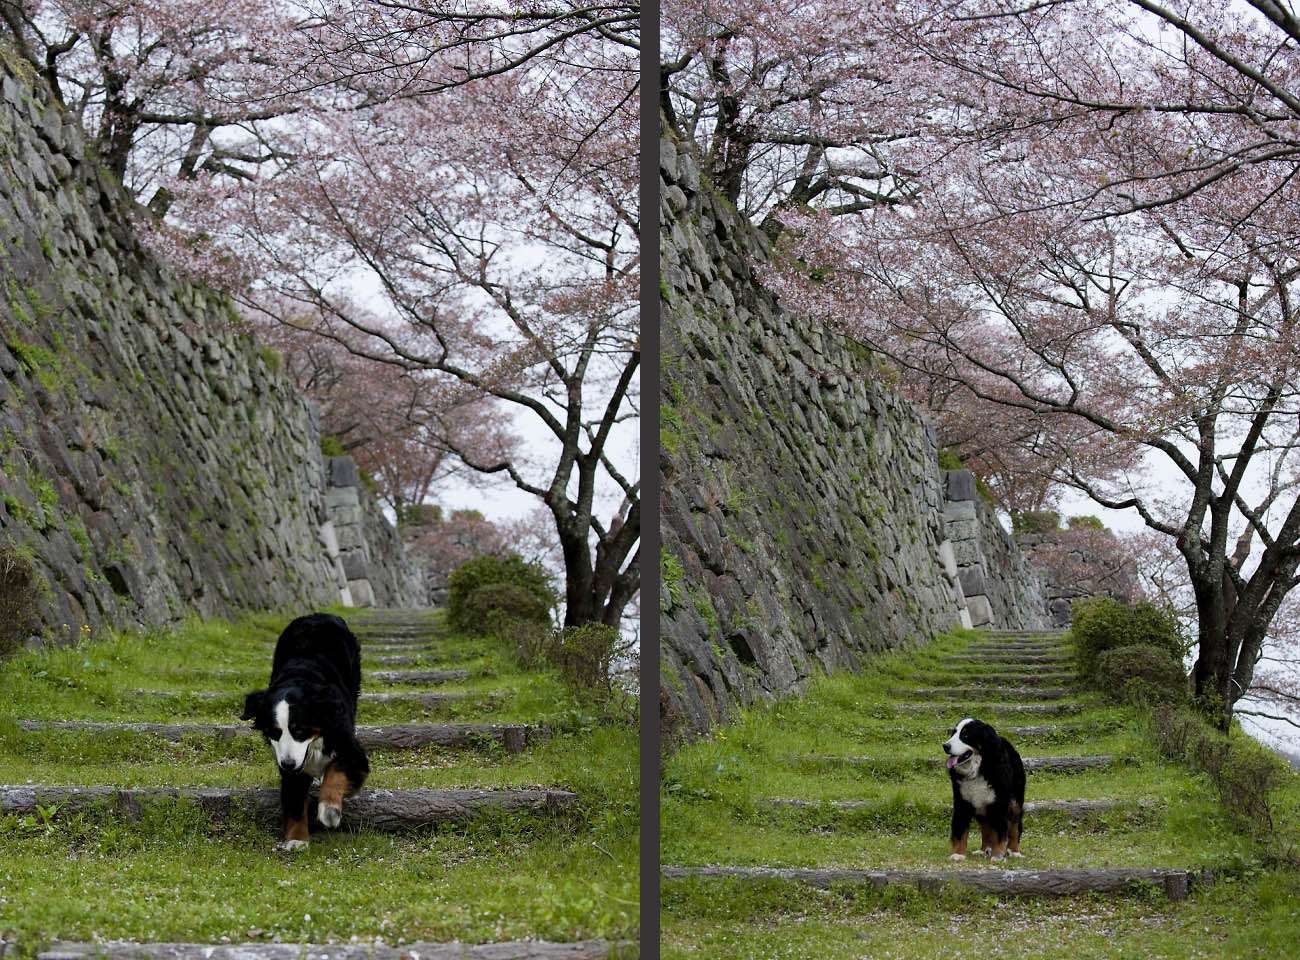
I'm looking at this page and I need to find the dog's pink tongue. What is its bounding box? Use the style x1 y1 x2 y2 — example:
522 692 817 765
946 755 958 769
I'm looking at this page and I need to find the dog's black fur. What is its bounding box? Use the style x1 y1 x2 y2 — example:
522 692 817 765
241 613 369 849
942 717 1026 861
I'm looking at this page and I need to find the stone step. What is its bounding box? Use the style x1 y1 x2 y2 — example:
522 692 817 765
214 669 471 685
660 865 1207 900
31 940 619 960
890 687 1079 700
369 654 428 666
941 655 1072 664
127 689 501 709
763 798 1156 816
983 629 1068 637
17 721 537 752
791 754 1117 773
261 635 434 647
0 785 575 831
370 668 471 685
909 674 1078 686
926 724 1099 738
896 703 1081 714
963 645 1069 655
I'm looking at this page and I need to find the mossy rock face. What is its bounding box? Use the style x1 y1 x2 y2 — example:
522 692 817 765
0 54 421 640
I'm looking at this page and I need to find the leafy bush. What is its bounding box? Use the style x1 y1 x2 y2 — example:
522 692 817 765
446 553 555 634
0 542 42 653
1070 596 1185 681
1095 643 1187 705
462 582 552 631
549 622 620 698
489 615 635 723
1011 510 1062 536
1149 703 1285 832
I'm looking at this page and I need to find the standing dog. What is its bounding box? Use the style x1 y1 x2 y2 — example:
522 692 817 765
942 717 1025 862
242 613 369 850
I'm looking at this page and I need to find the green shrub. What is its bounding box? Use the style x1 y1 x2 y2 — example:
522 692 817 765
1095 643 1187 704
446 553 555 634
0 542 42 653
1149 703 1285 832
461 582 552 632
548 622 620 699
489 613 551 666
1070 596 1185 681
489 615 635 723
1067 514 1106 531
396 503 441 527
1011 510 1062 536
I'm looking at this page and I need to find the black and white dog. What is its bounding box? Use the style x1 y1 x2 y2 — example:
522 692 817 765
242 613 369 850
942 717 1025 862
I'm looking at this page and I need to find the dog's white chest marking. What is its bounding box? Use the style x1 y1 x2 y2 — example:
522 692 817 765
959 775 997 813
302 738 334 778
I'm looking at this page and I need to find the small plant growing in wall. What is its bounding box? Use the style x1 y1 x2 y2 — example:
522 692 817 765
0 542 41 653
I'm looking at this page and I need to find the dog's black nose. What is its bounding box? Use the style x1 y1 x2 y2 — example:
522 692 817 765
279 761 299 773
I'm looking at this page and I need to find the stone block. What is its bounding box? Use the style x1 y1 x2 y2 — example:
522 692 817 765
937 539 959 581
328 456 360 488
944 469 978 502
318 521 340 558
958 566 987 597
965 594 994 627
341 552 369 581
946 518 978 542
944 499 977 522
325 485 360 510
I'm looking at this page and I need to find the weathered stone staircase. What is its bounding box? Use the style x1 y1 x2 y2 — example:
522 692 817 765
662 629 1212 902
1 609 623 960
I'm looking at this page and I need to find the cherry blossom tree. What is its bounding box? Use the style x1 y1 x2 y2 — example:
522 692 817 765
258 321 510 514
0 0 309 203
664 0 1300 723
189 26 640 628
3 1 641 627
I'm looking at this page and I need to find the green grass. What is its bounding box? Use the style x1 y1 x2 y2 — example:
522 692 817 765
661 628 1300 957
0 609 638 953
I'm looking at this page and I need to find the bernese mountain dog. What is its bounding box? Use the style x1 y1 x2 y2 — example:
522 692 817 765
942 717 1025 862
241 613 370 850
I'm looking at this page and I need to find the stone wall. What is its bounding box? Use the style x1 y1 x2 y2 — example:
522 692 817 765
943 470 1047 630
659 128 1046 739
0 50 418 645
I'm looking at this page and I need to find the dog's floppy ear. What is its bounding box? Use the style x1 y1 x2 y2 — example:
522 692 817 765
241 689 267 721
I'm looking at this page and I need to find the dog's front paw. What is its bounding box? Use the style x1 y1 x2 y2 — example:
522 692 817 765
949 853 966 861
990 853 1006 863
278 839 309 852
970 848 988 857
1009 851 1024 858
318 804 342 829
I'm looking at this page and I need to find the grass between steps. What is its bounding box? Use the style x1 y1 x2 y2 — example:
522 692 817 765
0 609 638 953
660 628 1300 958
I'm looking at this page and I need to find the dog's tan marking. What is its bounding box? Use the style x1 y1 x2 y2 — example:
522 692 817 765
951 825 969 858
979 821 995 854
319 762 353 807
283 803 309 846
1008 813 1022 854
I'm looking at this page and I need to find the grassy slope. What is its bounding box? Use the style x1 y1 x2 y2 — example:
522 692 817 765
661 628 1300 959
0 609 638 954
